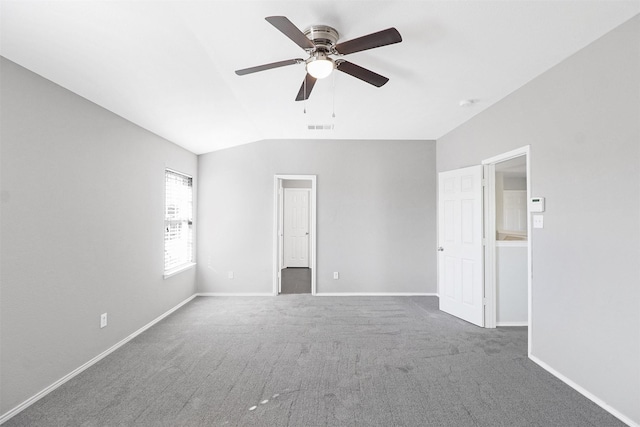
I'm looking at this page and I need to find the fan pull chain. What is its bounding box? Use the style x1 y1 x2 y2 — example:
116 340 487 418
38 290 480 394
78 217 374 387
303 76 307 114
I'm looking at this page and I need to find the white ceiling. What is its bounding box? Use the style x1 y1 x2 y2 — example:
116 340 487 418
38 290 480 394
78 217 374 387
1 1 638 155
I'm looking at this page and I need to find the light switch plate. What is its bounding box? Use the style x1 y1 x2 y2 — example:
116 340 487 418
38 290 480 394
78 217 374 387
533 215 544 229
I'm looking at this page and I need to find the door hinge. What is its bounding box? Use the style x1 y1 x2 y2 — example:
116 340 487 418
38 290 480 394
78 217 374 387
482 238 486 246
482 179 487 187
483 298 487 306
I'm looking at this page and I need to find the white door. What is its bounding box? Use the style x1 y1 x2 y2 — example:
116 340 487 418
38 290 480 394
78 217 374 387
438 165 484 326
283 189 309 268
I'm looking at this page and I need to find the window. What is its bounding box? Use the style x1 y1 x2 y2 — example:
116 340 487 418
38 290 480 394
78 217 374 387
164 169 193 275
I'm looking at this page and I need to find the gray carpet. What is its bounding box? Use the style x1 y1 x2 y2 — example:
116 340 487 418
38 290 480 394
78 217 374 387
280 268 311 294
5 296 625 426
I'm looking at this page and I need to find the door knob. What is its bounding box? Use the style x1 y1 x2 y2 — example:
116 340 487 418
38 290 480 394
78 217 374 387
305 232 309 235
437 247 444 252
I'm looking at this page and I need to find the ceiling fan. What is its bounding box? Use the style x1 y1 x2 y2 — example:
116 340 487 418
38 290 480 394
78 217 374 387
235 16 402 101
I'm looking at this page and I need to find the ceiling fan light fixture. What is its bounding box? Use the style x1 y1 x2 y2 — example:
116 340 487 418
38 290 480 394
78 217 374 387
236 17 403 101
306 55 334 79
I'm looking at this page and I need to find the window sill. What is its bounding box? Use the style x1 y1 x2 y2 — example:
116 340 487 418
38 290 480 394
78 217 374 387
164 262 196 279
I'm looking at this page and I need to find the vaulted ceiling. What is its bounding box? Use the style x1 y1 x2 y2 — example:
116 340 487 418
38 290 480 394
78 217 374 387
1 1 638 154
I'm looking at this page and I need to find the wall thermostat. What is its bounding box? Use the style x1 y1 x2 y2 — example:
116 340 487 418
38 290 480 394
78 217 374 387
530 197 545 212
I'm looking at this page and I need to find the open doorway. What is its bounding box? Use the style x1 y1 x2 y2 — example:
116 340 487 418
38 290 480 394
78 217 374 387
436 147 531 351
273 175 317 295
483 146 531 343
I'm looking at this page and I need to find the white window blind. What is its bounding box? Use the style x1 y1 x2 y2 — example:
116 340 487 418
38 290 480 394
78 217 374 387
164 169 193 272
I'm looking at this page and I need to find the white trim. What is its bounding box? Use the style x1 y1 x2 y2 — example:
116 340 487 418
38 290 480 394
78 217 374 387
196 293 274 297
273 177 280 295
0 294 198 425
529 355 639 427
496 321 528 327
196 293 439 297
273 175 317 296
481 145 532 357
278 179 284 291
315 293 438 297
482 146 530 165
163 262 196 279
483 163 497 328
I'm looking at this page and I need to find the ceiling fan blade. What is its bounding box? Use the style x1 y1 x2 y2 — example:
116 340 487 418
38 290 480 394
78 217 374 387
336 61 389 87
266 16 315 50
295 74 317 101
235 59 302 76
334 28 402 55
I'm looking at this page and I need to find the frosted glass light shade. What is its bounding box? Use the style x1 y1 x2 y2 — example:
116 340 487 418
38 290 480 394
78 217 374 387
306 58 334 79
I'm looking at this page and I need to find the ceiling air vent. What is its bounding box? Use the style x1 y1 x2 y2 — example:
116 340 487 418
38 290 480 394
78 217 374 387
307 124 335 130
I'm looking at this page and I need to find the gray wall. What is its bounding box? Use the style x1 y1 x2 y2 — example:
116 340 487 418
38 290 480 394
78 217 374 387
437 16 640 424
197 139 436 294
0 58 198 415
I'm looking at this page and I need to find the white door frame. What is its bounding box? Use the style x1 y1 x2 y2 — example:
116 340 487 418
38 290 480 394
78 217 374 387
273 175 317 295
482 145 532 355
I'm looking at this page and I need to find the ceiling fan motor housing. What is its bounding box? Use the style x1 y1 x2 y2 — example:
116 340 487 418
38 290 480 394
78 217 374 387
304 25 339 53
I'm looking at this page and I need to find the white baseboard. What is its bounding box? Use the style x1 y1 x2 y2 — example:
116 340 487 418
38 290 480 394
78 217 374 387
529 354 638 427
0 294 198 425
496 321 528 327
197 292 274 297
315 292 438 297
196 293 438 297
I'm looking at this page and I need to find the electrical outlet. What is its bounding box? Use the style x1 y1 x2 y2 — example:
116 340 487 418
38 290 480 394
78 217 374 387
100 313 108 328
228 271 234 279
333 272 339 280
